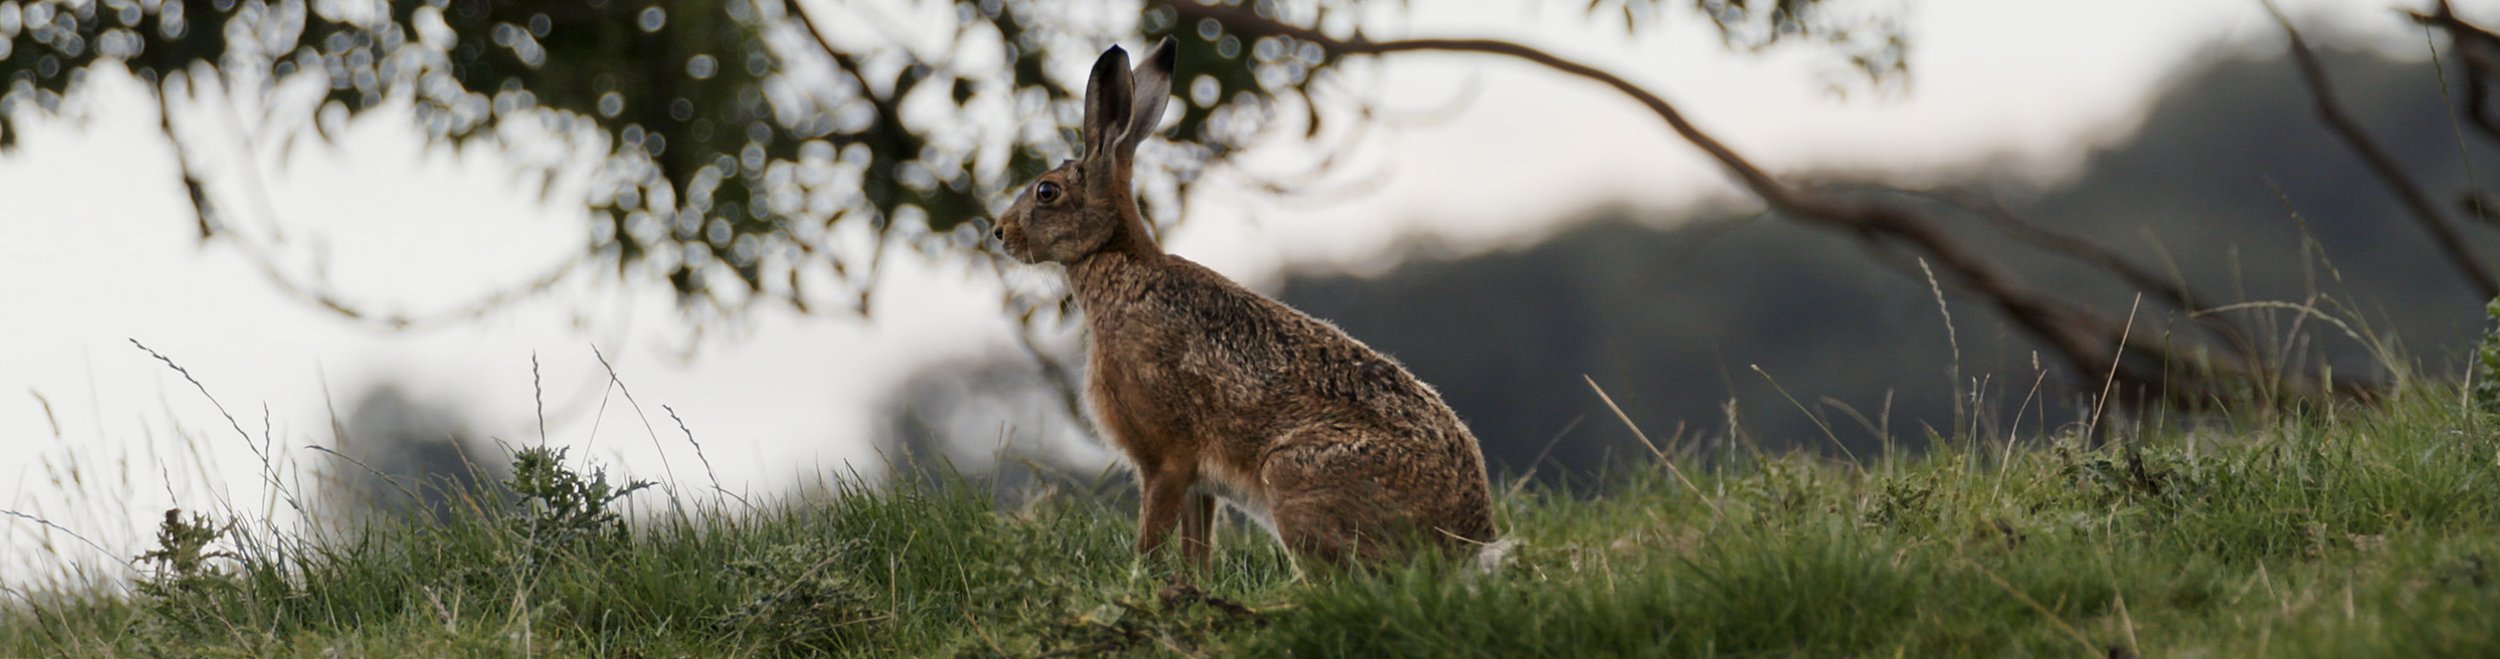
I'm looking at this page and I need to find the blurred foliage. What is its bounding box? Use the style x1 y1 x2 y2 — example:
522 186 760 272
1692 0 1907 85
1575 0 1908 89
0 0 1900 316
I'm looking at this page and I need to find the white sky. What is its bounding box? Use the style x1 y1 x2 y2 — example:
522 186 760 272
0 0 2446 584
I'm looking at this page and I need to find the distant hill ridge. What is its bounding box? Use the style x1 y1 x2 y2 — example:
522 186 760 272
1279 47 2500 479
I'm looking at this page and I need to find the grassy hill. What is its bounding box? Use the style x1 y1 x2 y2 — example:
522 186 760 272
9 380 2500 657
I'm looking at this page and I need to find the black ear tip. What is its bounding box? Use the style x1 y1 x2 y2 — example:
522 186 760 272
1150 38 1178 68
1092 44 1132 75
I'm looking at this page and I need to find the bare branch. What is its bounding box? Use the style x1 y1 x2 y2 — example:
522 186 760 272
2269 0 2500 300
2410 0 2500 143
157 86 216 241
1169 0 2368 405
152 76 590 332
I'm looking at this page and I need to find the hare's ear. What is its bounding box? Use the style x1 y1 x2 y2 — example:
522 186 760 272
1116 37 1177 160
1080 45 1135 168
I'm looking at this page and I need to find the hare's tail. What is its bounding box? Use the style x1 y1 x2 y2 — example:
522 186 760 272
1474 537 1519 575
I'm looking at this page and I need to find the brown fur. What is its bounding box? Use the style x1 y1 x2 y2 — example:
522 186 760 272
992 40 1497 568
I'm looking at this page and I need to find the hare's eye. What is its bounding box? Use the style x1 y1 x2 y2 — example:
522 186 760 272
1036 181 1063 204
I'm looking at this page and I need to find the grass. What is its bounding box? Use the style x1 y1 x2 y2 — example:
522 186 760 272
7 378 2500 657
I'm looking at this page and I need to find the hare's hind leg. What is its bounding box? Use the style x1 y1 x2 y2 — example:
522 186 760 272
1262 443 1403 567
1269 497 1369 568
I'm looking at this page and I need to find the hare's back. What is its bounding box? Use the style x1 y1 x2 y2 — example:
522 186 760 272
1147 258 1472 434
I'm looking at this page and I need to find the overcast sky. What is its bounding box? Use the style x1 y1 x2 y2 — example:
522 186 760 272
0 0 2448 583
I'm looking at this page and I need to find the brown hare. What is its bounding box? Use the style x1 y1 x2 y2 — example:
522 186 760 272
991 39 1501 569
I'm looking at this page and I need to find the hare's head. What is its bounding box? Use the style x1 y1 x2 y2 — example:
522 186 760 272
993 39 1175 264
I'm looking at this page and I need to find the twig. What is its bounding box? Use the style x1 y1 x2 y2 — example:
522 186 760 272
127 340 250 447
1583 376 1719 516
29 389 60 439
304 446 431 517
532 352 548 449
156 84 217 241
1749 364 1860 467
2084 295 2145 441
1008 302 1097 430
1504 413 1586 498
1917 258 1964 435
127 338 287 502
588 344 682 491
1 510 122 565
665 404 754 510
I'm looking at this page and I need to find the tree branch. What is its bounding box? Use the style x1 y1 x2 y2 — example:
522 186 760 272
153 77 587 332
2269 0 2500 300
1168 0 2369 405
2410 0 2500 144
1160 0 2390 404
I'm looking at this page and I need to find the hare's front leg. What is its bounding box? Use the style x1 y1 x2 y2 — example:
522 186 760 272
1133 466 1193 558
1178 491 1216 569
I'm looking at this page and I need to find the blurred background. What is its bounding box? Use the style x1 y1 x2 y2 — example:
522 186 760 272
6 0 2499 583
